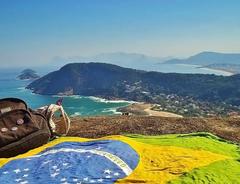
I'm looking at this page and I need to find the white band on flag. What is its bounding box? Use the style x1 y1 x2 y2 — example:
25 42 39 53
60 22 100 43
30 148 133 176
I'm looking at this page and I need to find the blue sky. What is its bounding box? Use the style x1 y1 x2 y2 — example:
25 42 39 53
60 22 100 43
0 0 240 67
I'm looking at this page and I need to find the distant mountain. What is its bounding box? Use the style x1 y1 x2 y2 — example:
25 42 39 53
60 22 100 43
164 52 240 65
27 63 240 106
17 69 40 80
51 52 170 70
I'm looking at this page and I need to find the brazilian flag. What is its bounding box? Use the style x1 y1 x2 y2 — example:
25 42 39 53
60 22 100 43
0 133 239 183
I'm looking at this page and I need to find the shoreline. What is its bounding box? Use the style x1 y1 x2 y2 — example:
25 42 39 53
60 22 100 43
202 67 237 75
51 94 135 104
196 66 235 76
117 103 183 118
173 64 234 76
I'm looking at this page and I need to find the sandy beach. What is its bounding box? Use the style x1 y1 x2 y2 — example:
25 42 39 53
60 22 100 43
118 103 183 118
197 66 235 76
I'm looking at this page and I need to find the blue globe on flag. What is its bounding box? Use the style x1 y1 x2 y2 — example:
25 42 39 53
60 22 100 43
0 140 140 184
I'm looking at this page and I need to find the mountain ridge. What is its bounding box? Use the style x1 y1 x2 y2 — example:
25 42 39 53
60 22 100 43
27 63 240 108
51 52 170 70
164 51 240 65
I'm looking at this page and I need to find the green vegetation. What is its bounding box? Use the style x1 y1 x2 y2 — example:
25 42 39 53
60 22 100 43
27 63 240 117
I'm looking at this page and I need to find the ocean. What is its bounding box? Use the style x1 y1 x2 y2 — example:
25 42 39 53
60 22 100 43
0 69 130 116
0 64 232 116
147 64 233 75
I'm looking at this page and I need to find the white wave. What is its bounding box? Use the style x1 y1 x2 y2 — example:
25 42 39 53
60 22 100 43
17 87 27 92
70 112 82 117
52 95 83 99
67 106 78 109
70 95 84 99
51 95 134 104
102 108 122 115
88 96 134 104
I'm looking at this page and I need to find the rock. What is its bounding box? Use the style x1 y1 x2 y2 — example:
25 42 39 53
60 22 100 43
18 69 40 80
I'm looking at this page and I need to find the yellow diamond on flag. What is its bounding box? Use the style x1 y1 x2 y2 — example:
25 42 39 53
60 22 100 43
0 135 234 184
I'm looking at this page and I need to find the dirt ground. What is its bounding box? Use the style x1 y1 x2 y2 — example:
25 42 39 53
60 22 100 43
68 116 240 144
118 103 183 118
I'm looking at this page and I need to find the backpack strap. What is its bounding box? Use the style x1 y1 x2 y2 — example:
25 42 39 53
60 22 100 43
36 104 70 137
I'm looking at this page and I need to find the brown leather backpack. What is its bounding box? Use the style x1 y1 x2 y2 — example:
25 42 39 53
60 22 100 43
0 98 52 158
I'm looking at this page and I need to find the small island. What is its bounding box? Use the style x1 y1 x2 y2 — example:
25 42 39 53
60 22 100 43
17 69 40 80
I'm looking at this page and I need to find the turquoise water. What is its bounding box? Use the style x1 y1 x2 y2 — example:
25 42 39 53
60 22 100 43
0 65 231 116
0 69 129 116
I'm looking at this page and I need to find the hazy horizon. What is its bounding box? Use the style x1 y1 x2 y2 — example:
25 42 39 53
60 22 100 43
1 0 240 68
